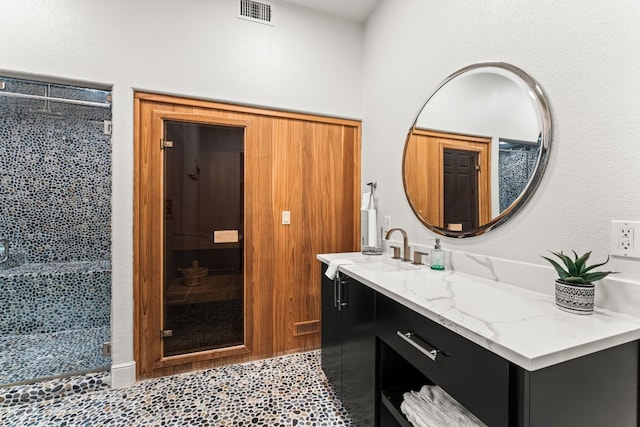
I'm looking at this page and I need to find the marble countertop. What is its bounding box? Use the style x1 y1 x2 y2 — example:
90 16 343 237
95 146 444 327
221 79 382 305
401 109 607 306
317 252 640 371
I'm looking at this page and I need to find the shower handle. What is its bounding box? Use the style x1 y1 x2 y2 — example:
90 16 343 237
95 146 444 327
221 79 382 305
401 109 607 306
0 239 8 263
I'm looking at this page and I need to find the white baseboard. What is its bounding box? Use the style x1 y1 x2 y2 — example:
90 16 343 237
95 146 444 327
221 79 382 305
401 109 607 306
110 361 136 389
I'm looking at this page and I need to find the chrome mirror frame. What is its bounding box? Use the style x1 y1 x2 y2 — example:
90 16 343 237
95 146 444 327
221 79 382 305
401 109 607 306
402 62 552 238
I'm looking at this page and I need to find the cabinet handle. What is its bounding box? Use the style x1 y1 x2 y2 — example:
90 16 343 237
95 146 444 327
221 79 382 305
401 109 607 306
397 330 440 361
333 276 338 308
337 275 348 311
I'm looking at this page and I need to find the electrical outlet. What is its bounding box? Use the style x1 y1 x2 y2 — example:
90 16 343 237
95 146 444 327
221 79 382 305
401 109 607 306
611 220 640 259
384 215 391 232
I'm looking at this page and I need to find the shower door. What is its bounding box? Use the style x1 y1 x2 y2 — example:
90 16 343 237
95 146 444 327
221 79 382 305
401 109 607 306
161 118 245 358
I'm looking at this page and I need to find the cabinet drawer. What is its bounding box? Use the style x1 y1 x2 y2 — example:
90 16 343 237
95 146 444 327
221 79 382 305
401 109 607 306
376 294 510 427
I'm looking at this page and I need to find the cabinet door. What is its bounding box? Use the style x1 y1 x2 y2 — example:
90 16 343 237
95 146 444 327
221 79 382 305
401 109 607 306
341 276 376 427
521 341 638 427
321 264 342 397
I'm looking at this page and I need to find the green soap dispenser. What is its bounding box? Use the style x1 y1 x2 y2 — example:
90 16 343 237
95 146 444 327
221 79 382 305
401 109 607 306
430 238 445 270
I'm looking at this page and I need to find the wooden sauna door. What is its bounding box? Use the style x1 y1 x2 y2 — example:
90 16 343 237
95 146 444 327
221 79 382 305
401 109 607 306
134 93 360 379
162 119 245 358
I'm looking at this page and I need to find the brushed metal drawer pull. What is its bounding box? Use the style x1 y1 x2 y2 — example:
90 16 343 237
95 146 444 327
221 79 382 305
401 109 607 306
397 330 440 361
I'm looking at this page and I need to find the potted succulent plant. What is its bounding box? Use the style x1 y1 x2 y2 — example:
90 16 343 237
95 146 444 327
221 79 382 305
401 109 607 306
541 250 617 314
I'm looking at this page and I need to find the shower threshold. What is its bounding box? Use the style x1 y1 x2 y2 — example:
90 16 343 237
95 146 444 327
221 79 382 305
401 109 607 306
0 326 110 386
0 370 110 407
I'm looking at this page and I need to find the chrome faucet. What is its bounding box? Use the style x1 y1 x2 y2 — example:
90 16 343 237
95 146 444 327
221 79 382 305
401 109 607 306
385 228 411 262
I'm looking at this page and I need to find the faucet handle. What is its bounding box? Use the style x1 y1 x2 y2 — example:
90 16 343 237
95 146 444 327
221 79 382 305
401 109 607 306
413 250 428 265
390 245 401 259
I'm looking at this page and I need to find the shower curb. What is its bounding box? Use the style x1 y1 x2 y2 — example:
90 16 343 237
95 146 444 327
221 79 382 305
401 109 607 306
0 371 110 408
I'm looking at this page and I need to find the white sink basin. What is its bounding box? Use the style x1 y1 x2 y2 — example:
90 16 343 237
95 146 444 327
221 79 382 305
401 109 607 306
351 256 424 272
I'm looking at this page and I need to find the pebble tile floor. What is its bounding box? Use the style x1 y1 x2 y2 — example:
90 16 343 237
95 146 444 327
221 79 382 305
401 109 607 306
0 351 354 427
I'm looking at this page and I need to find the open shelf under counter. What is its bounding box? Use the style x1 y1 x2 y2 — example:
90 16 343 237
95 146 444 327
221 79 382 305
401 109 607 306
380 387 414 427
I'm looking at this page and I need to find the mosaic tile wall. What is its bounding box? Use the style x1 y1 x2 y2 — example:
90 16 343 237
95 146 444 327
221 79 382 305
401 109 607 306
498 147 539 213
0 261 111 335
0 77 112 263
0 77 112 385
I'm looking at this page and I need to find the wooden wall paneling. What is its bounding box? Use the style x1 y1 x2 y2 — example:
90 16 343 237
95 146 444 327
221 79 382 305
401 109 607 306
294 120 321 352
404 133 436 225
306 122 355 349
134 93 361 379
135 92 359 127
275 117 296 353
338 124 359 252
240 113 274 359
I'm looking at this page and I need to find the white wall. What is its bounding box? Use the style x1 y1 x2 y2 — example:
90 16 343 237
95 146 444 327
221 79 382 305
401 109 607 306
362 0 640 281
416 72 540 142
0 0 364 386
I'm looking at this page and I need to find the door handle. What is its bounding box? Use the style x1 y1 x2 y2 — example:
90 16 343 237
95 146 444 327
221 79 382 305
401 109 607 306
0 239 8 264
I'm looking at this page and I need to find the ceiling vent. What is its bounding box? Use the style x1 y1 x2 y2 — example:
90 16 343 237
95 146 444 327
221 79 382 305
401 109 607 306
238 0 273 25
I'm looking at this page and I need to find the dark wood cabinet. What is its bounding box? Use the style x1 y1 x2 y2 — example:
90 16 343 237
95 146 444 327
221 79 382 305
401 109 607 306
320 265 639 427
514 343 638 426
321 264 376 427
376 295 638 427
321 264 342 394
377 293 510 427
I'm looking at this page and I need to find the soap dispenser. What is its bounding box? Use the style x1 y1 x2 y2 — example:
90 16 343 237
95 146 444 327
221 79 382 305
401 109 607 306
430 238 445 270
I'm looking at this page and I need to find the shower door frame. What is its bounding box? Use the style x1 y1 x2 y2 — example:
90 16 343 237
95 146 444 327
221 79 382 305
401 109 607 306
135 105 252 377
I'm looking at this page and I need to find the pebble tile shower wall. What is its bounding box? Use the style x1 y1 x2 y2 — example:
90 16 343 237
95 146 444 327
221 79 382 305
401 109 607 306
0 77 112 386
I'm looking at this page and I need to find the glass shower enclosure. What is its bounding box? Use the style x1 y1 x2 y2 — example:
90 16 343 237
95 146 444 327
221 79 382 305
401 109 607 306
0 76 112 386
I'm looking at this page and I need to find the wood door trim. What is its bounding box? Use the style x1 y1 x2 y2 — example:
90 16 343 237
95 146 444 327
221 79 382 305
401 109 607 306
154 110 251 128
135 92 361 127
136 106 255 377
155 111 253 369
413 128 492 143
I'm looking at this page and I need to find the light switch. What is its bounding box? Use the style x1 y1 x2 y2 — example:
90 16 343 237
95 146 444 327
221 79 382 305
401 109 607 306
282 211 291 225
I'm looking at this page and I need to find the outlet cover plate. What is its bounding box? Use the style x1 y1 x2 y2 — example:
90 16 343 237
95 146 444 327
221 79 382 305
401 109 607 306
611 220 640 259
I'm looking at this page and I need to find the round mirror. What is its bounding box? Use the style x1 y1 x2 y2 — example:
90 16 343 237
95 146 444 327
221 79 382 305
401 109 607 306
403 62 551 237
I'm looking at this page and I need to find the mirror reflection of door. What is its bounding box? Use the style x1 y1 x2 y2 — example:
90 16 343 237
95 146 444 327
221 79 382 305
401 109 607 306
443 148 479 232
162 120 244 357
404 129 491 230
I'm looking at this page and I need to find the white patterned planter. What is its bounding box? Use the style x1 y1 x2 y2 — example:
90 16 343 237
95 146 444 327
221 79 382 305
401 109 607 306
555 279 595 315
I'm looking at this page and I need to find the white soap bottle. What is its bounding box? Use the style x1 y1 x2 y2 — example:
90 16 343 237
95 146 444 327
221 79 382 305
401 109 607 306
430 238 445 270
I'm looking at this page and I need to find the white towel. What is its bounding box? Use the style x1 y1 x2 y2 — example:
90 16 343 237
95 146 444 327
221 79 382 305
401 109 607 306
324 259 355 280
366 208 377 247
400 394 432 427
400 385 487 427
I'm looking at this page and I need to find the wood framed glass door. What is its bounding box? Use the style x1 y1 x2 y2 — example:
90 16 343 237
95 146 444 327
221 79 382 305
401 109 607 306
162 119 245 357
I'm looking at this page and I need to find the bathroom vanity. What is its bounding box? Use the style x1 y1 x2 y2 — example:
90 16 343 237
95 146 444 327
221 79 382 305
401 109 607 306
318 253 640 427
